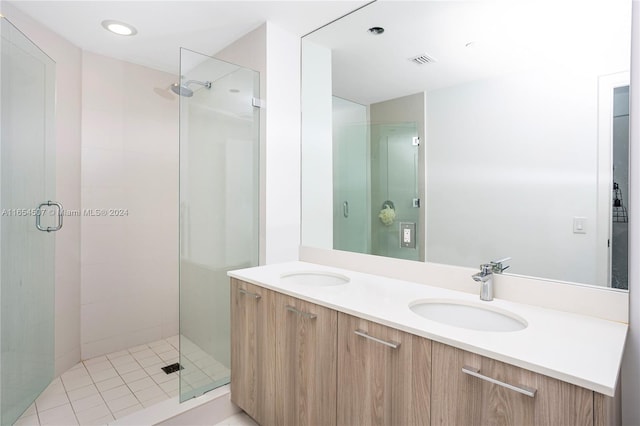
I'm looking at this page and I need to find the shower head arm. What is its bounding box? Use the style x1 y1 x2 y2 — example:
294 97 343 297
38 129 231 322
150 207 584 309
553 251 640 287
184 80 212 89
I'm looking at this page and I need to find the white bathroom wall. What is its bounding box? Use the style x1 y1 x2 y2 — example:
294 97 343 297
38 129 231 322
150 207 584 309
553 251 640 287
80 51 179 359
426 68 602 285
2 1 82 375
301 41 333 250
263 23 301 263
216 22 301 265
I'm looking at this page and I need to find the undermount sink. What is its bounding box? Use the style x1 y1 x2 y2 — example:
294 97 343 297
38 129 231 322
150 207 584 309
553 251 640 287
409 299 528 332
280 271 350 286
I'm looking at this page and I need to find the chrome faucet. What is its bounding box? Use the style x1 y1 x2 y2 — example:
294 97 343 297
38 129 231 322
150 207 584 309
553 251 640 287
489 257 511 274
472 257 511 301
472 264 494 301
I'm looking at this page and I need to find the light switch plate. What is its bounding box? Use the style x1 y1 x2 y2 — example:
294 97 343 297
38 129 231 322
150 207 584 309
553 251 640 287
573 217 587 234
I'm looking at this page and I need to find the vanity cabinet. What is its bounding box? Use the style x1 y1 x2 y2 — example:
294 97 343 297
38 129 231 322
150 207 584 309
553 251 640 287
274 293 337 425
231 279 337 426
337 313 431 426
231 278 620 426
230 279 276 425
431 342 594 426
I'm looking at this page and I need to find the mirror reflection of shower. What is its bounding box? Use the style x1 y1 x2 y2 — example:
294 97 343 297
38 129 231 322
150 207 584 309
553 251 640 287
171 79 212 97
611 85 629 290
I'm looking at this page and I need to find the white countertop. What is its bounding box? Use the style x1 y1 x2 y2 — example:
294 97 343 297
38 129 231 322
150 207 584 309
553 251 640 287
228 261 628 397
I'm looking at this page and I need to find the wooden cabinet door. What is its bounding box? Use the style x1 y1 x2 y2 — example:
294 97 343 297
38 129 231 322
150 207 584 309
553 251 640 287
230 279 276 425
275 293 338 426
594 386 622 426
431 342 593 426
337 313 431 426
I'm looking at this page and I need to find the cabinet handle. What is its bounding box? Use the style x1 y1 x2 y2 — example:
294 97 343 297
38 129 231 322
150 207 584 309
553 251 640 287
238 288 261 299
461 366 537 398
354 329 400 349
285 305 317 320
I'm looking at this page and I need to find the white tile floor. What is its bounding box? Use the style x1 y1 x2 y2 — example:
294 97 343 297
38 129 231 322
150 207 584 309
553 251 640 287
178 338 230 399
213 412 257 426
13 335 231 426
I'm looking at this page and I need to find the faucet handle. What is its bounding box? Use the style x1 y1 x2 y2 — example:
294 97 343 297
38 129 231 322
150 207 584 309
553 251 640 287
479 263 492 274
490 257 511 274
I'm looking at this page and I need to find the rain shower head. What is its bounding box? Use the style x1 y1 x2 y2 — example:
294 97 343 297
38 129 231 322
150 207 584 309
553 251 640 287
171 80 212 97
171 83 193 97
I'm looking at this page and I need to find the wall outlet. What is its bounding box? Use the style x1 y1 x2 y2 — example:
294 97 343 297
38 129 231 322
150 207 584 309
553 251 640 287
400 222 416 248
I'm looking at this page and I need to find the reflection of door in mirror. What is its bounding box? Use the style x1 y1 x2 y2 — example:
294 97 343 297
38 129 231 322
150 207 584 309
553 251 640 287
333 97 370 254
611 85 629 289
371 123 419 261
597 72 630 288
332 94 422 262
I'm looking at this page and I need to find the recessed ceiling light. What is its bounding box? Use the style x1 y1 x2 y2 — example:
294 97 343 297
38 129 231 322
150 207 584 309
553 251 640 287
101 20 137 36
368 27 385 35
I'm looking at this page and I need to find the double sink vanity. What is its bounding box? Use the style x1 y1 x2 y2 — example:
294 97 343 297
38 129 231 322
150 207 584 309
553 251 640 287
228 261 627 426
237 0 634 423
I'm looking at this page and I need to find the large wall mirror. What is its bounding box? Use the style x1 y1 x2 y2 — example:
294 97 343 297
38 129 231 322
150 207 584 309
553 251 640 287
301 0 631 289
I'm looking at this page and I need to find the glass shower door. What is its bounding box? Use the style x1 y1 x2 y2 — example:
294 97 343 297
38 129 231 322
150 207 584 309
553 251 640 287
178 49 259 401
0 17 56 425
332 97 370 254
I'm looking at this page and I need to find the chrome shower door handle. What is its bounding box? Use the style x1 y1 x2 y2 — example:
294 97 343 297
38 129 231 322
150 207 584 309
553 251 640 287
343 201 349 218
36 201 63 232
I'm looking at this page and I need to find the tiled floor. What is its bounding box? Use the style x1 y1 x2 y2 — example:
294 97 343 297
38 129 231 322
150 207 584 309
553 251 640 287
178 337 230 399
13 335 230 426
213 412 257 426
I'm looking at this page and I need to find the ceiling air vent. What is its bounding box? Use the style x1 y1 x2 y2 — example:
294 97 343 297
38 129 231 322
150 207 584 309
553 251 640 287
409 54 437 65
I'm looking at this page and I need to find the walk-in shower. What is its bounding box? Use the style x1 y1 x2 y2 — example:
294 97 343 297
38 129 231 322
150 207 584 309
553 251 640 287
1 20 259 423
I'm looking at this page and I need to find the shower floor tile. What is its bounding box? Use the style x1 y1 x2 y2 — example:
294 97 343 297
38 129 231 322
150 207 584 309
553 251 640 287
14 335 230 425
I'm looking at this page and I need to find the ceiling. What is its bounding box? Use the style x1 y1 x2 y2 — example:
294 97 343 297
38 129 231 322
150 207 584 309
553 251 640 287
8 0 370 74
8 1 631 104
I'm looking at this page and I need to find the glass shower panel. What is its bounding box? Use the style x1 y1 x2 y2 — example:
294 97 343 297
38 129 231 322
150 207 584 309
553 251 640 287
332 97 370 254
178 48 259 401
0 17 56 424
